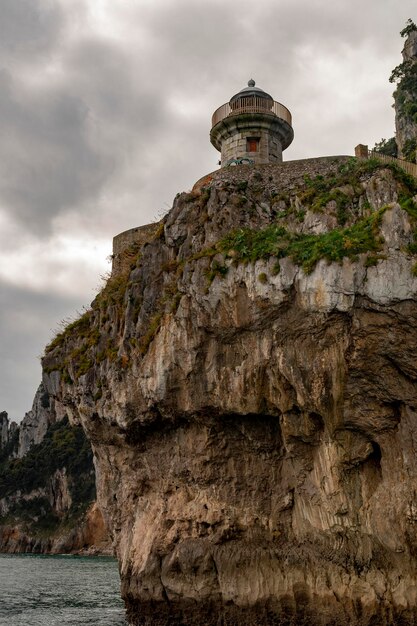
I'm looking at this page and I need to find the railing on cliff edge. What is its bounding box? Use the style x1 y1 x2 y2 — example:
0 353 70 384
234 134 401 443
211 97 292 128
355 143 417 179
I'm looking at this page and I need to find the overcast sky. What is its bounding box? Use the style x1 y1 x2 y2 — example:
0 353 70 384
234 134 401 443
1 0 415 423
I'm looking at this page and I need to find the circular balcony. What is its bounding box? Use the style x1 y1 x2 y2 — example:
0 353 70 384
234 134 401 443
211 95 292 129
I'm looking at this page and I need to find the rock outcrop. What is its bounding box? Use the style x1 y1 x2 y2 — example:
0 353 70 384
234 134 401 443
42 157 417 625
0 412 9 448
17 382 64 458
0 501 110 555
394 26 417 161
0 397 112 555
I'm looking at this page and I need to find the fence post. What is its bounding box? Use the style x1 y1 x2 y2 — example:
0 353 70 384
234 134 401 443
355 144 369 159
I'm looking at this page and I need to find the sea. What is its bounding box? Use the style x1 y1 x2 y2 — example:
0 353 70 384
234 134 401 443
0 554 127 626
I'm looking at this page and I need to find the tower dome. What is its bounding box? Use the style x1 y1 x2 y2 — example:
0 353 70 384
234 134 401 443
229 79 273 106
210 80 293 167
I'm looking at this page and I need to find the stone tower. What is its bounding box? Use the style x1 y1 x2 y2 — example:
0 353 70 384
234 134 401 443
210 79 293 167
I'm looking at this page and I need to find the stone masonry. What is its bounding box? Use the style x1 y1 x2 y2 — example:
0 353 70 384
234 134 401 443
221 127 282 165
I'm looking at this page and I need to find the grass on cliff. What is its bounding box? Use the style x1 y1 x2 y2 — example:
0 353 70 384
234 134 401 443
42 156 417 370
45 311 92 355
212 157 417 274
44 269 133 378
298 157 417 220
217 208 386 274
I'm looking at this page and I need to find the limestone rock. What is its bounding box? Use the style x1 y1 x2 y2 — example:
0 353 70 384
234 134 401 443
0 392 111 556
42 159 417 625
0 412 8 448
395 29 417 160
17 382 61 458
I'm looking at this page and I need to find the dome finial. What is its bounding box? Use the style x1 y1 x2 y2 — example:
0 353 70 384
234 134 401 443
248 78 255 87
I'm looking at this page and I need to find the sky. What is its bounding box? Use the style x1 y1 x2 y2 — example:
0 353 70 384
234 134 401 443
0 0 415 423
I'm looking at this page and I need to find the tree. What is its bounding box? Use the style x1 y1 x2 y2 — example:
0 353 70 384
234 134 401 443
373 138 398 158
400 18 417 39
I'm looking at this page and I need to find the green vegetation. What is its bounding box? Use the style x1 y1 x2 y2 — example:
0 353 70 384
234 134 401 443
43 155 417 375
399 195 417 219
218 209 385 274
44 270 133 379
139 311 163 353
305 157 415 203
45 311 92 355
205 259 229 284
0 417 95 534
0 417 94 498
94 272 130 310
373 137 398 158
295 159 375 225
390 20 417 155
211 158 417 275
299 173 353 221
400 18 417 39
403 138 417 163
237 180 248 193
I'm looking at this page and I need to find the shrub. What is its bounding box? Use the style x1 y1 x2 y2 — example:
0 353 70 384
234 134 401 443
217 208 386 274
373 137 398 158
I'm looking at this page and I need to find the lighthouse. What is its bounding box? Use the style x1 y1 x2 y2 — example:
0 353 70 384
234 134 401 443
210 79 294 167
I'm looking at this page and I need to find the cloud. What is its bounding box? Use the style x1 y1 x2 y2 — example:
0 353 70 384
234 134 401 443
0 0 64 63
0 281 88 422
0 0 416 420
0 70 113 234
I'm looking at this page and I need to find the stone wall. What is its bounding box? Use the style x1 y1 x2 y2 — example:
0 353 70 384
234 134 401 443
193 155 352 192
112 158 352 277
112 222 161 275
211 112 293 168
220 128 282 165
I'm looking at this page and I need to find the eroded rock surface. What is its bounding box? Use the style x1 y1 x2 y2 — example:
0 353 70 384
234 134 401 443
395 28 417 160
43 158 417 625
0 396 111 555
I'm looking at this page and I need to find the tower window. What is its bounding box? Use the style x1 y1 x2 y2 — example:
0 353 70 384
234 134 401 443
247 137 260 152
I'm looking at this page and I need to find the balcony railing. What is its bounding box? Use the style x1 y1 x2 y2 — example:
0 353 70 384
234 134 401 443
211 96 292 128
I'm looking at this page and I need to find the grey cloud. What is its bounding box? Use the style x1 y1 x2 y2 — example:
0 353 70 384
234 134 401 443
0 281 85 421
0 70 114 234
0 0 416 422
0 0 64 62
65 38 169 132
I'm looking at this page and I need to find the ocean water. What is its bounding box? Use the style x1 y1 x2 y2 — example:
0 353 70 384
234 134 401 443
0 554 127 626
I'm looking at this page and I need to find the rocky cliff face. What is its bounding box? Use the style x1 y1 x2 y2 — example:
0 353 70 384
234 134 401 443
0 500 109 555
0 412 10 448
394 27 417 161
42 156 417 625
17 382 64 458
0 398 111 555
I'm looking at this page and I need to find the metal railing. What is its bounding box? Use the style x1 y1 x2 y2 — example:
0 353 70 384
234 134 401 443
211 96 292 128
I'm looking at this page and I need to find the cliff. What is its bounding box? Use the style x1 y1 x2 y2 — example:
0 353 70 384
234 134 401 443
393 22 417 161
0 390 111 555
42 156 417 625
